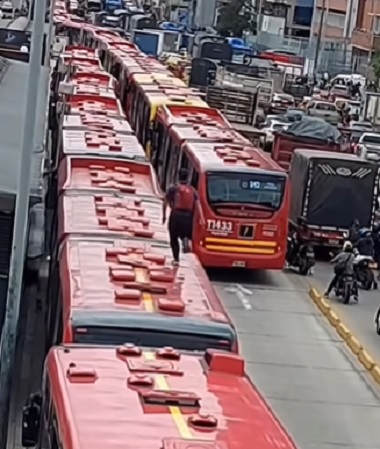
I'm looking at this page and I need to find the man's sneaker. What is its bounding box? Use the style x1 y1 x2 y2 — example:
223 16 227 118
172 260 179 266
324 291 329 298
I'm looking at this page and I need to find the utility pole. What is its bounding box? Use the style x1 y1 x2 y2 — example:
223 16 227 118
314 0 326 73
0 0 46 443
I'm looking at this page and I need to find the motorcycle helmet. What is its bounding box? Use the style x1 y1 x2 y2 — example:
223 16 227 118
343 241 353 252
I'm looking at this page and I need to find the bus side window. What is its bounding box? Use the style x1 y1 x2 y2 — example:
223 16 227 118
191 170 199 189
152 122 164 170
178 149 194 183
141 105 151 148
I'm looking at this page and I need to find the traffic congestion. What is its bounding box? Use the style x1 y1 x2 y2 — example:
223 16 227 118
9 1 380 449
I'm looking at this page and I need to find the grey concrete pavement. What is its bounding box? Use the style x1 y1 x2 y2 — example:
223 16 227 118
210 268 380 449
310 261 380 366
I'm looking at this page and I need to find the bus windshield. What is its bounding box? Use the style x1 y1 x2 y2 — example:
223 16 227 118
206 172 286 210
74 326 234 351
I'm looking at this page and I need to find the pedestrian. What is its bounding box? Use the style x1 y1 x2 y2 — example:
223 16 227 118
162 168 198 265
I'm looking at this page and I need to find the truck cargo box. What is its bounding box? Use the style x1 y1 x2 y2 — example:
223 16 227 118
289 149 379 230
272 117 344 171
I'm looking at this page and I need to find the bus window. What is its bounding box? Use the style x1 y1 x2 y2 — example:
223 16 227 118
139 102 151 148
166 140 180 189
152 121 165 169
191 169 199 189
110 62 121 83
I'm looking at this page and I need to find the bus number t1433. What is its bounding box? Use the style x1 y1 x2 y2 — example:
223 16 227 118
207 219 233 233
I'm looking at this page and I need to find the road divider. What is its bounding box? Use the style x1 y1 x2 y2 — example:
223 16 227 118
308 287 380 386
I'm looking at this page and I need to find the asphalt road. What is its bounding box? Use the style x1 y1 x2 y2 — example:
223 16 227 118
310 261 380 365
209 267 380 449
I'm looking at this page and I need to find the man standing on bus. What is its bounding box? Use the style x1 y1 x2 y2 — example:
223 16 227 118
163 168 198 265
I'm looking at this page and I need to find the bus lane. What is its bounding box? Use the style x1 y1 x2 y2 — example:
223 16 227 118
211 268 380 449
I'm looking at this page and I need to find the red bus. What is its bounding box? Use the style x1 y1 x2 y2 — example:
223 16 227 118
46 237 237 351
156 136 290 270
153 123 250 189
22 346 297 449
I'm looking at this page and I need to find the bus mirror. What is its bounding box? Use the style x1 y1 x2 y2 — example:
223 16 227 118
21 394 42 447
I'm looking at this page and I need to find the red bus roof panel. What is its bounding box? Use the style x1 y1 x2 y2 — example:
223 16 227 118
70 71 115 89
63 85 117 101
62 113 134 134
67 94 125 117
157 105 232 128
58 193 166 243
185 142 285 172
58 156 157 195
62 129 144 160
60 237 228 320
171 125 251 146
48 346 297 449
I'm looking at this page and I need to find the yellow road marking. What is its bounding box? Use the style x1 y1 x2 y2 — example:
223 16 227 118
144 352 193 439
135 268 154 312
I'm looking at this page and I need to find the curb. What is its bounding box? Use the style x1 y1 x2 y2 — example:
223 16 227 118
308 287 380 386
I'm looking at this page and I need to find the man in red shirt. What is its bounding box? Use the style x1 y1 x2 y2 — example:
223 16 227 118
163 168 198 265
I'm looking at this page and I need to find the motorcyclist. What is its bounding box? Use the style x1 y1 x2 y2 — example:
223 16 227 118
355 228 374 257
324 241 356 298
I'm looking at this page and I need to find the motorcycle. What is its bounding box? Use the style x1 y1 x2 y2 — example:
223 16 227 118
334 273 357 304
353 253 377 290
286 237 315 275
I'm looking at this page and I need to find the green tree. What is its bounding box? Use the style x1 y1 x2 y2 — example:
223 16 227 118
372 51 380 87
216 0 257 38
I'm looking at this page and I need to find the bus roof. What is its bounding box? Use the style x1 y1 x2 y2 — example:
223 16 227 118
58 192 165 242
132 72 186 87
59 238 233 341
145 91 207 108
67 94 125 117
69 71 114 88
62 129 144 160
62 46 98 59
48 346 296 449
64 84 116 100
170 124 250 146
60 57 101 71
62 113 133 133
157 104 232 128
58 156 155 193
184 142 286 173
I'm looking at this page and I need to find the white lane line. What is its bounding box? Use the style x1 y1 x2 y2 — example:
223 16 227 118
225 284 253 310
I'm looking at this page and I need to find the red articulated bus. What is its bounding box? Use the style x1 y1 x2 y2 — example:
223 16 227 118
22 346 297 449
156 131 289 269
46 236 237 351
